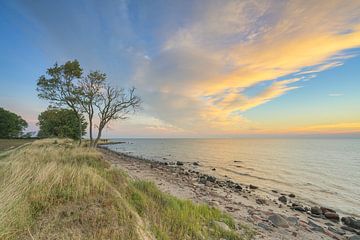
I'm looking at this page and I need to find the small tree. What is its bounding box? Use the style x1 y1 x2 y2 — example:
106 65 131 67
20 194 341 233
93 86 141 147
77 71 106 146
38 107 87 139
0 107 28 138
36 60 84 143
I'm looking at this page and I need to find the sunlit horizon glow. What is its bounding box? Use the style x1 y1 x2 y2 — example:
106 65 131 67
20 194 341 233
0 0 360 138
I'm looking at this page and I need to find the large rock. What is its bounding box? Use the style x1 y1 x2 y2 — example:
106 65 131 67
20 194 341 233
308 220 325 233
268 214 289 228
349 235 360 240
278 195 287 204
328 226 345 235
320 206 335 214
324 212 339 221
341 217 360 230
311 206 322 215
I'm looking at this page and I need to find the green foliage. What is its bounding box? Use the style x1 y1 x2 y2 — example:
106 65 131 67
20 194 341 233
36 60 82 106
0 107 28 139
38 108 87 140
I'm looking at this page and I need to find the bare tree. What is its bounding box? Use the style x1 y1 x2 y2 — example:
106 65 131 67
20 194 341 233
93 86 141 147
77 71 106 146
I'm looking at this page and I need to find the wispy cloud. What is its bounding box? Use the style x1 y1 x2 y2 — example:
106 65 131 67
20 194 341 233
133 0 360 134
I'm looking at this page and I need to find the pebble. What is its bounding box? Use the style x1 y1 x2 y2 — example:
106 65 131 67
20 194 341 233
256 198 267 205
278 195 287 204
249 184 258 190
258 222 272 231
176 161 184 166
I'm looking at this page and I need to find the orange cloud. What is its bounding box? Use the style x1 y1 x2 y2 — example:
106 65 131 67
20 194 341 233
134 0 360 134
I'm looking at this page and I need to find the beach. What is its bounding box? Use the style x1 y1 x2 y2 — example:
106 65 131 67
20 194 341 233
100 146 360 240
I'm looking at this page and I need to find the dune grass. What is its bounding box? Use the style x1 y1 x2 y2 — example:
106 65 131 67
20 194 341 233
0 139 34 152
0 139 254 240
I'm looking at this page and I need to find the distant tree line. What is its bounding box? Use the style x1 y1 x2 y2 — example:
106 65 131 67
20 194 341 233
36 60 141 146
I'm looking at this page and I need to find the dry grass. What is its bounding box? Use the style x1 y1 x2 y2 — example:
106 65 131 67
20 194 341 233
0 139 34 152
0 139 254 240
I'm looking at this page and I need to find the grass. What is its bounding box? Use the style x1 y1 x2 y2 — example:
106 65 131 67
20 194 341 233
0 139 34 152
0 139 254 240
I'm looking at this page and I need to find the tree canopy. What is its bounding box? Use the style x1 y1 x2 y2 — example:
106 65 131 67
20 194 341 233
0 107 28 139
37 108 87 140
36 60 84 142
37 60 141 146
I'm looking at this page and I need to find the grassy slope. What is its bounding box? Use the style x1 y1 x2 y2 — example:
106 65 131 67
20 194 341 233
0 139 254 240
0 139 34 152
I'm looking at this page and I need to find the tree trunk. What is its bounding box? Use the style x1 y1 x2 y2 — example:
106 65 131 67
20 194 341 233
93 124 104 147
89 117 93 147
78 115 82 146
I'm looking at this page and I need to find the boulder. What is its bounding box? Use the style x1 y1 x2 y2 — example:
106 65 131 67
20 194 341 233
324 212 339 221
268 214 289 228
308 220 325 233
311 206 322 215
320 207 335 214
349 235 360 240
341 217 360 230
328 226 345 235
193 162 199 166
288 193 295 198
278 195 287 204
287 216 299 226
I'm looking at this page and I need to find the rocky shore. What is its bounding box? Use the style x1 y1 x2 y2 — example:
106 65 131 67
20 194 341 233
100 146 360 240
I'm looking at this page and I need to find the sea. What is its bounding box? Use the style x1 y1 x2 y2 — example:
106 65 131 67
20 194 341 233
105 138 360 217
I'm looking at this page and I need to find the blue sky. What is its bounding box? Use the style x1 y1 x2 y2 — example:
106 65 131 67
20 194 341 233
0 0 360 137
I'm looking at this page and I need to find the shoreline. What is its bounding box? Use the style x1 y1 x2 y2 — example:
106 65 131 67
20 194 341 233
100 146 360 240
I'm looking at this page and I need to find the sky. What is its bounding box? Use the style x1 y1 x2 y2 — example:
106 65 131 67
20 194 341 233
0 0 360 138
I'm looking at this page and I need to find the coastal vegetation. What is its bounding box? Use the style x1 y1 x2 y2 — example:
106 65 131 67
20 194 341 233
0 139 253 240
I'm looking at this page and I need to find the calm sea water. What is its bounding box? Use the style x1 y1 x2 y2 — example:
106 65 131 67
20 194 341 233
106 138 360 217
